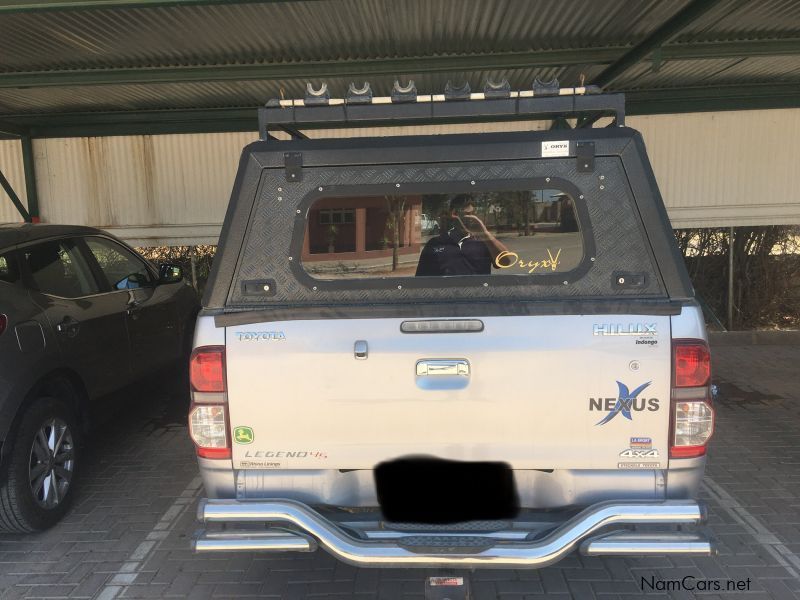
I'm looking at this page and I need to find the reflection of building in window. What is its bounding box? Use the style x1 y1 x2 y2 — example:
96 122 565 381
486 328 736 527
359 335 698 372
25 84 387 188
305 196 423 259
302 189 583 279
318 208 355 225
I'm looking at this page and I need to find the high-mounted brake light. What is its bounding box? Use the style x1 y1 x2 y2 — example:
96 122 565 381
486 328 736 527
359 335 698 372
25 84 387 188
188 346 230 459
670 340 714 459
190 346 226 392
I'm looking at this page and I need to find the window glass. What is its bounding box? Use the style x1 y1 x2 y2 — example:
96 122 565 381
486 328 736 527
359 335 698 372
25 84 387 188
85 237 154 290
301 189 584 280
23 240 100 298
0 252 19 284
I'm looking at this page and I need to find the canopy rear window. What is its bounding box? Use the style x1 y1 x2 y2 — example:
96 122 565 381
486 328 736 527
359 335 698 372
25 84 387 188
301 189 584 282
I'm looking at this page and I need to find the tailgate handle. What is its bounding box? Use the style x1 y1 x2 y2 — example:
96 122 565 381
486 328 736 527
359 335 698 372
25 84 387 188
416 360 470 377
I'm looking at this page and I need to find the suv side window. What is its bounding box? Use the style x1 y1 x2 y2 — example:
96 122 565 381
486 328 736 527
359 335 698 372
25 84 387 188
0 251 19 284
84 236 154 290
23 239 100 298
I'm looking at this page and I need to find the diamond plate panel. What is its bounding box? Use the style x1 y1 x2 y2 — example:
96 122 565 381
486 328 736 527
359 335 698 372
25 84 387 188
227 157 665 307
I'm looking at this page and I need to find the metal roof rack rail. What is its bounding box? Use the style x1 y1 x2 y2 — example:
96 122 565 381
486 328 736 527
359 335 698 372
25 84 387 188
259 79 625 140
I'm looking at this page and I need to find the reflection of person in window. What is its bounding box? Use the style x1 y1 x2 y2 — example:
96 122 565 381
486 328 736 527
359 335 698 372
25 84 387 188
416 195 512 276
556 194 579 233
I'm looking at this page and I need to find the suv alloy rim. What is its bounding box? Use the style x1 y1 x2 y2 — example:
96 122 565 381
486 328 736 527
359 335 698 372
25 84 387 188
28 418 75 509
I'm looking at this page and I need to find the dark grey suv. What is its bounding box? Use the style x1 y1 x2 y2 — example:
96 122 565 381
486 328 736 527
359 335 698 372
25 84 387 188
0 224 199 532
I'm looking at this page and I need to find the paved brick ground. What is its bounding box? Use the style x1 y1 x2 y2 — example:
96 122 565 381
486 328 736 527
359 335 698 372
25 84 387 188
1 341 798 599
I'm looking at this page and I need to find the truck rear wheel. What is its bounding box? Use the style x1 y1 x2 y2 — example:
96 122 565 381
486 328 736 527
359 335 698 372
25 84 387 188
0 396 79 532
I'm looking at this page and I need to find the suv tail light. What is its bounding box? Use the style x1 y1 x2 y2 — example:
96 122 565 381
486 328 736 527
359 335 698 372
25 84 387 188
0 314 7 337
188 346 230 459
670 340 714 459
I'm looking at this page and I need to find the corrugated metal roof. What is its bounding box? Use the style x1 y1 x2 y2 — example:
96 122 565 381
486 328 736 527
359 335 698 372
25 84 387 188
619 58 744 89
0 0 681 72
675 0 800 41
617 55 800 89
0 0 799 129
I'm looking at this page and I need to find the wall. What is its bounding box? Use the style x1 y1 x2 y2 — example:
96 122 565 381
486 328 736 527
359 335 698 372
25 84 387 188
0 109 798 244
630 109 800 228
33 132 254 246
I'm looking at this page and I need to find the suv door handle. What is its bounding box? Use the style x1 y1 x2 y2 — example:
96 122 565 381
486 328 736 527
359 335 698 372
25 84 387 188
56 317 80 337
126 302 141 319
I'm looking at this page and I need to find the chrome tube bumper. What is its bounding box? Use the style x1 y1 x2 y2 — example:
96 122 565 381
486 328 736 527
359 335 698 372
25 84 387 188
193 498 714 568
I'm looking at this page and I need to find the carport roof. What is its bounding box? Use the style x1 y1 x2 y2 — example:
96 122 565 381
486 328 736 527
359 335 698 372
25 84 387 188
1 0 800 137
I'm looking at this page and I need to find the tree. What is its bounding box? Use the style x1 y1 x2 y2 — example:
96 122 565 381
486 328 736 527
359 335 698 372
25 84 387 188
385 195 407 271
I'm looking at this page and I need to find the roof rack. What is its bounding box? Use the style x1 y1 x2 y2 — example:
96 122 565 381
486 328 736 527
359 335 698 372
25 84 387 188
258 79 625 141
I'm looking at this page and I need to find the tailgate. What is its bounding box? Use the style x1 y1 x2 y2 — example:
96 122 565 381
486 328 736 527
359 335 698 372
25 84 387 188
225 314 670 470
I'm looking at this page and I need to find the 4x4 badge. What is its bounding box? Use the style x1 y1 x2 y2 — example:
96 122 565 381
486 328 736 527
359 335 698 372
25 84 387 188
233 426 254 444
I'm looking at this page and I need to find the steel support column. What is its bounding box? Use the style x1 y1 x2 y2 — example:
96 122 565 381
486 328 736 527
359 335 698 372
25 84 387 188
727 226 735 330
20 136 39 221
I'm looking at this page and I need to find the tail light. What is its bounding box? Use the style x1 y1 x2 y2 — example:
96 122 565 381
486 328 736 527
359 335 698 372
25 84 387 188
674 342 710 387
0 314 7 337
190 346 225 392
188 346 230 459
670 340 714 459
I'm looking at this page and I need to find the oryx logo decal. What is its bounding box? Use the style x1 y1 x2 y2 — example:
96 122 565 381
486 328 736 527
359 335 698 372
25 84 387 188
591 381 658 426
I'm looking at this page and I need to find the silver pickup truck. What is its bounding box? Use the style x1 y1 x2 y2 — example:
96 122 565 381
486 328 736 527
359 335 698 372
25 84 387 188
188 86 715 569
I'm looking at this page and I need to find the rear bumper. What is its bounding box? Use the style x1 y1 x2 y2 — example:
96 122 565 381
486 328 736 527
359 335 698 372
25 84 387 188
193 498 715 568
198 460 707 505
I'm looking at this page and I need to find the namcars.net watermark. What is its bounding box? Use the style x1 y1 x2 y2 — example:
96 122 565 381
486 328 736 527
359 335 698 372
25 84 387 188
642 575 752 593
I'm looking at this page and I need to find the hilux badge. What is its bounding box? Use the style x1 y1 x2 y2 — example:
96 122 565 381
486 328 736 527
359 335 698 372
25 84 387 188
593 323 657 336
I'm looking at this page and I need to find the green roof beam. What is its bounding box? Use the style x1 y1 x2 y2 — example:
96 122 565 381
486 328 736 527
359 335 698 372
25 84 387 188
594 0 727 88
2 83 800 139
626 82 800 114
0 120 27 136
2 39 799 90
0 48 619 89
0 0 320 13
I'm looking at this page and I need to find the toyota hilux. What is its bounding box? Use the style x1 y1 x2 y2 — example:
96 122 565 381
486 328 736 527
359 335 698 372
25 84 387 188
188 84 715 568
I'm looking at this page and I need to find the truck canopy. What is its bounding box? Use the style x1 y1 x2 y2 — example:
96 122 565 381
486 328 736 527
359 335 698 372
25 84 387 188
204 122 692 323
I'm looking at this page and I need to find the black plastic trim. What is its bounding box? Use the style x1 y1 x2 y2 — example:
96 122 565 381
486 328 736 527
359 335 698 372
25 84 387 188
213 299 682 328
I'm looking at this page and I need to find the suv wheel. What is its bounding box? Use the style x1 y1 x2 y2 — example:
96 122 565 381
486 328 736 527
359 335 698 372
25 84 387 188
0 396 80 532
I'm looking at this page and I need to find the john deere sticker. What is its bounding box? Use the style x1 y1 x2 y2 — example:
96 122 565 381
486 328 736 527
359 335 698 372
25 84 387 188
233 426 254 444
